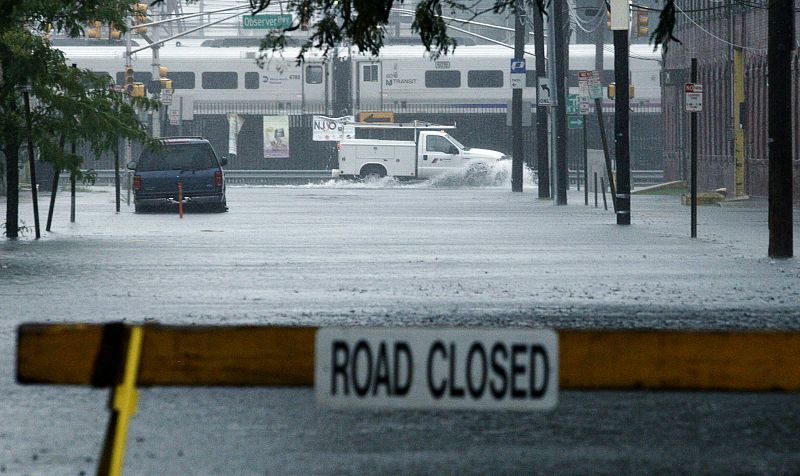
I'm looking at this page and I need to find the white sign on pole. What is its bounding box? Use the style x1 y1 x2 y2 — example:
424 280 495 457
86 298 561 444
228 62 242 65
610 0 629 30
579 70 603 100
537 77 552 106
510 58 526 90
315 328 559 411
684 83 703 112
580 100 591 115
312 115 354 141
160 88 173 105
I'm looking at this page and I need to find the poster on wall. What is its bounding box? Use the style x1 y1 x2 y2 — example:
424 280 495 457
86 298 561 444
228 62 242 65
263 116 290 159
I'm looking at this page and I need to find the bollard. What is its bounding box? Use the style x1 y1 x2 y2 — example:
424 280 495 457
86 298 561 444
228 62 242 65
601 177 608 211
594 172 598 208
177 180 184 219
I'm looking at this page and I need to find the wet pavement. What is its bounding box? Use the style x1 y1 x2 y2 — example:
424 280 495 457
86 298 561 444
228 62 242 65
1 178 799 474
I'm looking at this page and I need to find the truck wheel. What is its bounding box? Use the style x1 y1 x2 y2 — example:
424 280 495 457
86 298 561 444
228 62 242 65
359 164 387 179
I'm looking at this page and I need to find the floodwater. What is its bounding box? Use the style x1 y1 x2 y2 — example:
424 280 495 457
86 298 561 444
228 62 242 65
1 176 799 474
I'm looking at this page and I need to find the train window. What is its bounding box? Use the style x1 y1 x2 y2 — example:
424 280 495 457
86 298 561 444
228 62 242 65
245 72 260 89
202 72 238 89
425 70 461 88
467 70 503 88
306 65 323 84
115 71 152 86
362 64 378 82
170 72 195 89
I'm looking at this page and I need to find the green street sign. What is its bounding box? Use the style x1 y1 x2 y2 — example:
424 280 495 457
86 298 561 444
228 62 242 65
568 115 584 129
567 94 581 115
242 14 293 29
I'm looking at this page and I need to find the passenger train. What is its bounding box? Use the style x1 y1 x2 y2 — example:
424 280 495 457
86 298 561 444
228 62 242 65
58 43 662 114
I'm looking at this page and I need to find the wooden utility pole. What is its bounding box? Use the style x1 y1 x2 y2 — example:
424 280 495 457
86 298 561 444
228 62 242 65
553 0 569 205
511 0 525 193
532 1 550 198
610 0 630 225
768 0 794 257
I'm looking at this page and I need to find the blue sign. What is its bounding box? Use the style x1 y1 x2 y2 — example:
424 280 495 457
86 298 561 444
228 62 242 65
510 58 526 74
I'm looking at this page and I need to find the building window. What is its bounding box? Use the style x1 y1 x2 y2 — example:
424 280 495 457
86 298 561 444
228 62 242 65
245 72 260 89
468 70 503 88
202 72 238 89
306 65 323 84
170 72 195 89
425 70 461 88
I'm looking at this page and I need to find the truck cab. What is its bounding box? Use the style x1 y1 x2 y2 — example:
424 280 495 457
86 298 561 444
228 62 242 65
335 122 508 179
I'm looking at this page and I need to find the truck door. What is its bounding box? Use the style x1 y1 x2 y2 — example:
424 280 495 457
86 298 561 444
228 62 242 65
419 134 460 178
356 61 382 111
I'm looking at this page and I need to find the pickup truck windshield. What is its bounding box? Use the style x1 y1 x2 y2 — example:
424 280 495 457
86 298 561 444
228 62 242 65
444 134 468 150
138 143 217 171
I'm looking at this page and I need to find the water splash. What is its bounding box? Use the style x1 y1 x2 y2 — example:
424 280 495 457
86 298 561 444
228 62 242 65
238 160 538 190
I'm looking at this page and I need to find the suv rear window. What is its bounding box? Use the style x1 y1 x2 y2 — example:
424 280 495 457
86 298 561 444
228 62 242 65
138 143 218 171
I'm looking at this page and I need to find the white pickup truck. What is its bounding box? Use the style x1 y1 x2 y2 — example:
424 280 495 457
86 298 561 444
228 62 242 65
335 125 508 179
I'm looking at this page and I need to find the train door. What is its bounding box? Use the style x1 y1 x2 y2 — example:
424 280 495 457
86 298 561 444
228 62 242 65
356 61 382 111
332 55 353 116
302 62 326 111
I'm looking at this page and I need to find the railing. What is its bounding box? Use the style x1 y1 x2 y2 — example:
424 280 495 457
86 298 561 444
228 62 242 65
59 169 663 187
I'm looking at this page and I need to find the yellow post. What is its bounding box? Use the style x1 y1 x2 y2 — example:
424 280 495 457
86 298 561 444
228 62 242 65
733 47 746 197
97 325 144 476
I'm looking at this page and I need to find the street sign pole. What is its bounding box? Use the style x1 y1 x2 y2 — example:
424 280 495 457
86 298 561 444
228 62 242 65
583 117 588 205
689 59 699 238
532 5 549 199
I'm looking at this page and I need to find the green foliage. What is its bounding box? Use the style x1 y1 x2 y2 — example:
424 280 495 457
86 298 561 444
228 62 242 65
650 0 680 53
250 0 547 61
244 0 676 62
0 0 158 174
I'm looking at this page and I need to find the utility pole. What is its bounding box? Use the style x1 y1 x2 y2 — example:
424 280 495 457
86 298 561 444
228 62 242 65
610 0 630 225
552 0 569 205
768 0 794 257
532 0 549 198
511 0 525 192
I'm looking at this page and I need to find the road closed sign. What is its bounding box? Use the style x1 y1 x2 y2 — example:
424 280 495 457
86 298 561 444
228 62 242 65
315 328 558 411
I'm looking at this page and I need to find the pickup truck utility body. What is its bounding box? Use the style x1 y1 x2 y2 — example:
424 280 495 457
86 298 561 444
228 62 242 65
335 122 508 179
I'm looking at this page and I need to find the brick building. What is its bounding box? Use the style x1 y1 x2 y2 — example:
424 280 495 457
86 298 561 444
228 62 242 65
663 1 799 200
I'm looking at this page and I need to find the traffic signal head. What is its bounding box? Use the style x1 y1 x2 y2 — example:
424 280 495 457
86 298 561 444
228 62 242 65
109 26 121 40
87 21 102 39
159 66 168 78
131 82 145 97
134 3 148 34
636 11 649 37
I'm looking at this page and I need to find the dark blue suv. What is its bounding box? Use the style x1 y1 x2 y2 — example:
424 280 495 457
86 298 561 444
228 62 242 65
128 137 227 213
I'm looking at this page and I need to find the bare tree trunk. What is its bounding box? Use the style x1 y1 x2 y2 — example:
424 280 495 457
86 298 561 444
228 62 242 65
4 141 19 238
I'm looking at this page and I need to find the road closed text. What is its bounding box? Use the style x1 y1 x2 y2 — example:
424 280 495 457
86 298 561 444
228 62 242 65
315 328 558 411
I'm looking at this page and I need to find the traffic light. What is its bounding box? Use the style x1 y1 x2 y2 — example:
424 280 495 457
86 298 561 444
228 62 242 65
109 25 121 40
635 10 649 37
159 66 173 91
134 3 148 34
607 83 636 99
87 21 102 39
131 83 146 97
124 66 135 94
